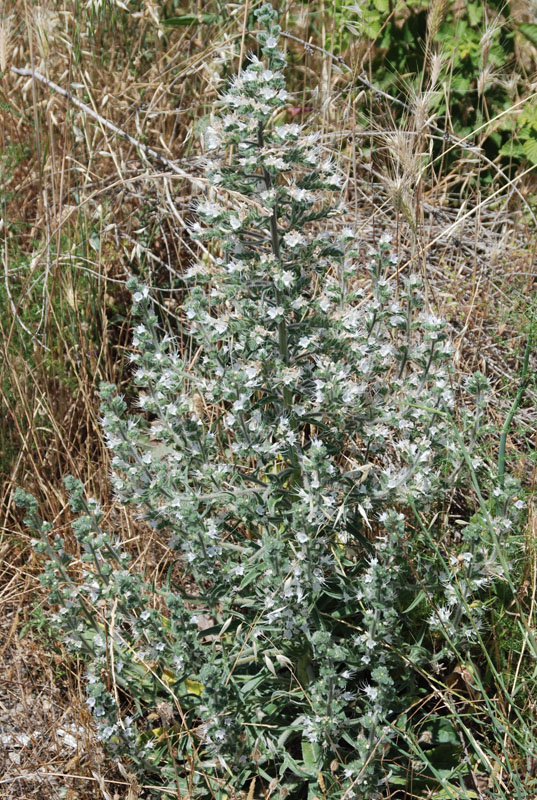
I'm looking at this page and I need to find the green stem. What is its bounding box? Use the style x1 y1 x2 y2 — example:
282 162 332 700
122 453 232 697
257 123 291 411
498 335 532 488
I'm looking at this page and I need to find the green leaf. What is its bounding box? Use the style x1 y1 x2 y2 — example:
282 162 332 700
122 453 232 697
518 22 537 49
301 740 322 776
450 75 471 94
423 743 462 772
280 752 311 778
403 589 427 614
419 717 460 746
0 99 22 118
162 13 221 26
184 678 204 696
296 652 313 686
523 137 537 165
240 673 267 696
89 232 100 252
498 140 525 160
467 3 483 27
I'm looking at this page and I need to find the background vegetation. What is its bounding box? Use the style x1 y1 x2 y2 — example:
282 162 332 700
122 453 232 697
1 0 536 798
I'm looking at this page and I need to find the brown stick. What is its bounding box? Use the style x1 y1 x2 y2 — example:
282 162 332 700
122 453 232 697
11 66 200 184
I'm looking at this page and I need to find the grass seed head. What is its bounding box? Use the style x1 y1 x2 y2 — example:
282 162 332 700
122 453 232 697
0 13 12 73
426 0 449 42
33 4 58 60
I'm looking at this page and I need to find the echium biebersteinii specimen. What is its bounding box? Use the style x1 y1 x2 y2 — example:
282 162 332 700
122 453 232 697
16 5 517 799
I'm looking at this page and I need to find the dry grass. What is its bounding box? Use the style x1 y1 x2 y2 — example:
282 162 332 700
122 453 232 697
0 515 121 798
1 0 536 795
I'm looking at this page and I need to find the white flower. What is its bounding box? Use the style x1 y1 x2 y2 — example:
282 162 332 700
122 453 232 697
267 305 284 320
283 231 305 248
362 684 378 701
278 123 300 139
264 155 287 170
232 395 247 412
325 172 342 188
281 270 295 287
197 201 222 219
205 126 221 150
289 187 310 202
429 605 452 626
133 289 148 303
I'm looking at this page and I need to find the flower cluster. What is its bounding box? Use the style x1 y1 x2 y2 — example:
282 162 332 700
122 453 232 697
15 5 524 799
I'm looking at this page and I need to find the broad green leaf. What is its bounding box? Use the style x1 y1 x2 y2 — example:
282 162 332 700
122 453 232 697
296 652 312 686
450 75 471 94
423 743 462 772
467 3 483 27
161 667 176 687
518 22 537 49
419 717 460 746
89 232 100 252
301 740 322 776
184 677 204 696
523 136 537 165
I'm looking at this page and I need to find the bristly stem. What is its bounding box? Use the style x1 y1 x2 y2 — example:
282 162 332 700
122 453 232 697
257 121 291 410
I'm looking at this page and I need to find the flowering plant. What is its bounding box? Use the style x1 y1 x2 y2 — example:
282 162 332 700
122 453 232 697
15 5 524 798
